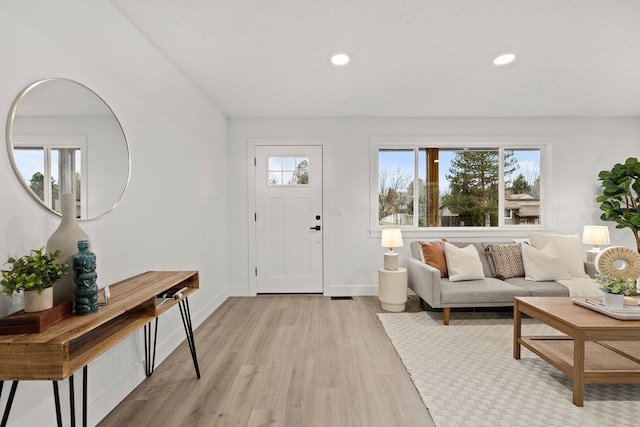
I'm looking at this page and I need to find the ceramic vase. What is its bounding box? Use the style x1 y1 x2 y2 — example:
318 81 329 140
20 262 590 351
23 287 53 313
46 193 90 304
73 240 99 315
602 292 624 309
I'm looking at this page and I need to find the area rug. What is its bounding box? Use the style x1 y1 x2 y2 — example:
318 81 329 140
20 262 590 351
378 312 640 427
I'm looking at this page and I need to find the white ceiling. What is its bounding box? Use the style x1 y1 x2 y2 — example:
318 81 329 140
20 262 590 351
109 0 640 118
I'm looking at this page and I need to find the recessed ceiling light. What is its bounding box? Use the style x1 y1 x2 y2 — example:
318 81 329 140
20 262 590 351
493 53 516 66
331 53 350 66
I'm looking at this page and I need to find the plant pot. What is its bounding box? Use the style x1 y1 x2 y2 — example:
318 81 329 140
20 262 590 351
23 287 54 313
602 291 624 309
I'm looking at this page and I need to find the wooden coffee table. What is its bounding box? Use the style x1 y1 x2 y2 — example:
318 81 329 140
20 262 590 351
513 297 640 406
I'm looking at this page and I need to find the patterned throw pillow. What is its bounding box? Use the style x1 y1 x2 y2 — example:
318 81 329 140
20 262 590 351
419 241 448 277
486 243 525 280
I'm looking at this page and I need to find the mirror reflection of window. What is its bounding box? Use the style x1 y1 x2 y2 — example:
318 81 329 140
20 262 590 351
14 144 84 218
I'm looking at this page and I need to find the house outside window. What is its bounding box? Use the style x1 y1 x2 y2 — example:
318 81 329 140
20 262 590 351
374 142 545 230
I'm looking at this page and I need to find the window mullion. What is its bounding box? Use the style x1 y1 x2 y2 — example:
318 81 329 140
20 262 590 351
414 148 419 227
498 147 504 227
44 147 52 209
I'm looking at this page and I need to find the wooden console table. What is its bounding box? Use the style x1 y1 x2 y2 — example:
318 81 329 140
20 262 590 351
0 270 200 427
514 297 640 406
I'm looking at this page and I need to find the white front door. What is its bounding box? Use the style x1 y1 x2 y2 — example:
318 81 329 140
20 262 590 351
255 145 323 293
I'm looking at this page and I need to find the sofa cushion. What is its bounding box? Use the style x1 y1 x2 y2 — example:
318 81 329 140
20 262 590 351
521 242 571 281
528 232 587 278
485 243 524 279
505 277 570 297
444 242 485 281
440 278 530 304
448 242 495 277
419 241 448 277
410 241 423 260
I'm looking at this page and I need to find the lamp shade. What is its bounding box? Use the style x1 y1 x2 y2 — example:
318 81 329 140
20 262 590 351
381 229 403 249
582 225 611 246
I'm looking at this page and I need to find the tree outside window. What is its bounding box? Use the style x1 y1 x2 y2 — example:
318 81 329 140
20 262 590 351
377 147 541 228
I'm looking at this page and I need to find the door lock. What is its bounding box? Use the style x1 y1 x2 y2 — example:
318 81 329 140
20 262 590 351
310 225 321 231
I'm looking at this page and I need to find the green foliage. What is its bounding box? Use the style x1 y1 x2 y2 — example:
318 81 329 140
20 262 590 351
293 159 309 184
29 172 59 203
0 248 67 297
441 150 517 226
511 173 531 194
595 273 636 295
597 157 640 250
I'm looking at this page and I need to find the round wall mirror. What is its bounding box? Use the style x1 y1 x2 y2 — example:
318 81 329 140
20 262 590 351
6 78 130 220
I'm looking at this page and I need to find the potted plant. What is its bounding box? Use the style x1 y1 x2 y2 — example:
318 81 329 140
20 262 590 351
595 273 635 309
1 248 67 312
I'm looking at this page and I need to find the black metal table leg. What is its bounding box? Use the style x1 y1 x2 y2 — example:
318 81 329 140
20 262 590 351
69 374 75 427
53 381 63 427
1 381 19 427
67 367 88 427
178 297 200 379
144 318 159 376
82 366 87 427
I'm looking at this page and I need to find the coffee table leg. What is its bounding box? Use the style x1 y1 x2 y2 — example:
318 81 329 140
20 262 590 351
573 332 585 406
513 301 521 359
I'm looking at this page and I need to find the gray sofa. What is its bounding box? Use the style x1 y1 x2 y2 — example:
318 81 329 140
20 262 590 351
407 241 596 325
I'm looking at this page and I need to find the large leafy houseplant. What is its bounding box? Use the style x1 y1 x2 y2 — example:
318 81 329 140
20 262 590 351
597 157 640 253
1 248 67 297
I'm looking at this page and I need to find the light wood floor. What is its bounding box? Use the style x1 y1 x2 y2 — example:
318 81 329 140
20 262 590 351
98 295 435 426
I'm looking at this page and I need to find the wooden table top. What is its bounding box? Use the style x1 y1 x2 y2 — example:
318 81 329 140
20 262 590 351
515 297 640 330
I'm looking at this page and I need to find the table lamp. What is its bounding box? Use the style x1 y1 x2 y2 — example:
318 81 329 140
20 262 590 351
582 225 611 263
381 229 403 271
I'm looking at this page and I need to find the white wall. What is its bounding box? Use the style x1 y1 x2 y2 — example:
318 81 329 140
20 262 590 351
0 1 228 425
228 117 640 296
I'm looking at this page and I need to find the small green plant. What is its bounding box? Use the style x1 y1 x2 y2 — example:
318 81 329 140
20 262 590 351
595 273 636 295
0 248 67 297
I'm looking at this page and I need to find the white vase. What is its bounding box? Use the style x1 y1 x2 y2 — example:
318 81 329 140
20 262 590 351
23 287 53 312
46 193 90 303
602 292 624 309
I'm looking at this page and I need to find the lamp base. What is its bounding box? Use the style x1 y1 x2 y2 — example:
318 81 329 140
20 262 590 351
586 249 600 264
384 252 399 271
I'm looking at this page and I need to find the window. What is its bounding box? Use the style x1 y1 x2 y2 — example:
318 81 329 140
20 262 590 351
375 145 543 229
268 156 309 186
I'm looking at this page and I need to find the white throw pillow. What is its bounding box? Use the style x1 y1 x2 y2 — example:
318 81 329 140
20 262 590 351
444 242 485 281
521 242 571 281
528 232 587 278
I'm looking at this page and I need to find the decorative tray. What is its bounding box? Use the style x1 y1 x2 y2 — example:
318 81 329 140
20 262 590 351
0 301 73 334
572 297 640 320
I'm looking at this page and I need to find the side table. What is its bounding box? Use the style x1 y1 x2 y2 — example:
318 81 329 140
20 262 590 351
378 267 408 312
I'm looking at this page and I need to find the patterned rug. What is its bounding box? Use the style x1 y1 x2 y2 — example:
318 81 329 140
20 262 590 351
378 311 640 427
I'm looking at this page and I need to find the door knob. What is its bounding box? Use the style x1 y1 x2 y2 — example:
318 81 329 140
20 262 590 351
310 225 321 231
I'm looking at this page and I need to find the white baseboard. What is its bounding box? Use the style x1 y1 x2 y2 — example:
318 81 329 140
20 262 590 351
228 284 379 297
324 284 378 296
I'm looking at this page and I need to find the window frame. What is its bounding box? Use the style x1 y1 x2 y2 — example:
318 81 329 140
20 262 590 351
369 136 552 238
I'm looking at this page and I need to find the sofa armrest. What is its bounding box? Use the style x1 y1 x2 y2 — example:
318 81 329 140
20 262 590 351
406 258 443 308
